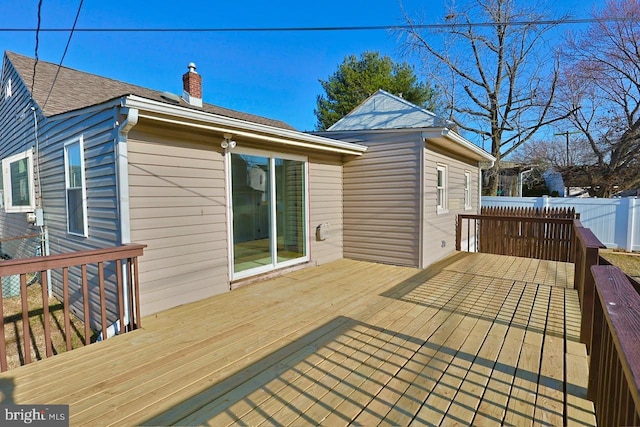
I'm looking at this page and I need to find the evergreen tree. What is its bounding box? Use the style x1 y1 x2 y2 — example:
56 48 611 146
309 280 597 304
314 51 436 130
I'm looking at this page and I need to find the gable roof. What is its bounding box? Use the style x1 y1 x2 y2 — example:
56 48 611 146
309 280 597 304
5 51 295 130
328 89 450 131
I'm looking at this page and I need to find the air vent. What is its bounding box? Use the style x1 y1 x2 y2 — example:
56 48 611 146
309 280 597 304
160 91 181 104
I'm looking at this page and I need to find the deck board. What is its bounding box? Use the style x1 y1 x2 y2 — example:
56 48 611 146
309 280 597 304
0 253 594 426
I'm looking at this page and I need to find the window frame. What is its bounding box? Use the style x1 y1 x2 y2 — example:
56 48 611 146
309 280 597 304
64 137 88 237
2 149 36 213
436 164 448 214
464 170 472 210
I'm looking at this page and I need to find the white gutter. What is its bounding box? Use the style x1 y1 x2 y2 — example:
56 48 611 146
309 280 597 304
123 95 367 156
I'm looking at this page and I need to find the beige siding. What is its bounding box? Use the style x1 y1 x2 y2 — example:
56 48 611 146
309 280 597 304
423 143 479 267
308 152 344 265
128 125 228 316
127 124 348 315
342 133 422 267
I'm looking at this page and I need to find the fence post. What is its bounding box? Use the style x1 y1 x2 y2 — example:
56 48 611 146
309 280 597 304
626 196 637 252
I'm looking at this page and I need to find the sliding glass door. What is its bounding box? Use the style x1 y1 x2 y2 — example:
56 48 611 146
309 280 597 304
230 151 308 278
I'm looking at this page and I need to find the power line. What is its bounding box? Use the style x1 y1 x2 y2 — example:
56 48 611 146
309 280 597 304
1 17 636 34
30 0 43 97
42 0 84 110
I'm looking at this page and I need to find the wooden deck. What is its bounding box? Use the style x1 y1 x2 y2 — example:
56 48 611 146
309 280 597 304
0 252 595 426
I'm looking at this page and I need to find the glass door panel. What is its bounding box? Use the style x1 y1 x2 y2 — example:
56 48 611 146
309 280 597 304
231 154 272 273
275 158 305 262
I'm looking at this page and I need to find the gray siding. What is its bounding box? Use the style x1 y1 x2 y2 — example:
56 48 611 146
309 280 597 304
422 143 479 267
0 55 42 260
38 106 122 326
1 56 123 327
127 123 228 316
341 132 422 267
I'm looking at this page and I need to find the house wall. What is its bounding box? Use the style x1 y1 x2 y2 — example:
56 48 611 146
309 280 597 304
127 124 228 316
308 152 344 266
339 131 422 267
37 106 123 328
127 121 346 316
422 142 479 267
0 55 43 260
1 58 122 328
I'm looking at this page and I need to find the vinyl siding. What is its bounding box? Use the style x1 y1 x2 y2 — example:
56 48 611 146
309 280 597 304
341 132 422 267
1 57 122 328
0 55 43 260
38 106 122 327
127 124 228 316
127 124 347 315
423 143 479 267
308 152 343 265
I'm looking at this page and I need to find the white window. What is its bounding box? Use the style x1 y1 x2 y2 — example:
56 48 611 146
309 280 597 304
3 78 11 100
2 149 35 213
64 137 88 236
436 164 448 213
464 171 472 210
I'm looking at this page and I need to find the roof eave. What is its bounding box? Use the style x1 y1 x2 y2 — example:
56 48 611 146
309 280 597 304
421 128 495 162
123 95 367 156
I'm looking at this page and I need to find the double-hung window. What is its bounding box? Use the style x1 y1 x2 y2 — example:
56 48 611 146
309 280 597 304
2 149 35 213
436 164 448 214
464 171 472 210
64 137 88 236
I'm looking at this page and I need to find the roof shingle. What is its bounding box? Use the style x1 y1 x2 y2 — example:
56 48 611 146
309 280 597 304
6 51 295 130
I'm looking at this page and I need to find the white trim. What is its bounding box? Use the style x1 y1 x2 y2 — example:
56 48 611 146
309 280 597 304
464 170 472 210
64 136 88 237
124 96 367 155
2 149 36 213
418 142 425 268
421 128 496 162
436 164 448 214
228 148 310 281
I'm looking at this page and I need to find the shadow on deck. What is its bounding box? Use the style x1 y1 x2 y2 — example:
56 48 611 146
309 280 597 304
0 253 595 426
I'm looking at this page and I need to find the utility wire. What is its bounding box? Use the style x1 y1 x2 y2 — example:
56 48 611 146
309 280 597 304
1 17 635 34
42 0 84 110
30 0 43 97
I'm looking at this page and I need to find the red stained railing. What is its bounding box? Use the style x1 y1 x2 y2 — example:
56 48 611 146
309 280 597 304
0 244 145 371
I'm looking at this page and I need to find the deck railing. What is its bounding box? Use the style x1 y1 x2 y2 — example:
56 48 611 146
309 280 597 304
457 211 640 424
589 266 640 426
456 213 576 262
0 244 146 371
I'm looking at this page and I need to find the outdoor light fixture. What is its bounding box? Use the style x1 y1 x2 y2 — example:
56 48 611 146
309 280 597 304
221 133 236 150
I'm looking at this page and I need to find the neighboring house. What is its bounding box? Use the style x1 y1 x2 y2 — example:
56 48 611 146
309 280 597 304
315 90 495 268
0 51 367 322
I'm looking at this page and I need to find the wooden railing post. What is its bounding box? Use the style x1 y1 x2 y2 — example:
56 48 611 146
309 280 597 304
0 244 145 371
456 215 462 251
589 265 640 425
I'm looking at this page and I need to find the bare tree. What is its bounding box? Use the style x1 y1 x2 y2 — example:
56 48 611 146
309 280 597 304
401 0 567 195
555 0 640 197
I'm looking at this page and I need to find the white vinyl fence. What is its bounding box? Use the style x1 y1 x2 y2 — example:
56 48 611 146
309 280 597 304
482 196 640 251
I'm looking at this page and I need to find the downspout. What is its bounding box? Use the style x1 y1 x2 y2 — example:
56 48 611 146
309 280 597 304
31 104 52 295
99 106 138 340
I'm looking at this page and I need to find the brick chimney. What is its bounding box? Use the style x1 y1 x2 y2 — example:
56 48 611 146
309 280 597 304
182 62 203 107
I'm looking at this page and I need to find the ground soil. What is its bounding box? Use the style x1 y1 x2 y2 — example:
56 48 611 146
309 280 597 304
2 282 86 371
599 250 640 280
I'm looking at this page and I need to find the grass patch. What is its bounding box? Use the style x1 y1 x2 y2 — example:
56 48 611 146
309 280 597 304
2 282 87 371
599 250 640 279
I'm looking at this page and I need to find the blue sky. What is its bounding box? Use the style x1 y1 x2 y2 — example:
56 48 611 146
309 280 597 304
1 0 606 132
